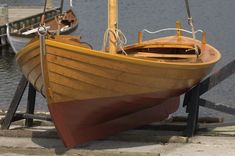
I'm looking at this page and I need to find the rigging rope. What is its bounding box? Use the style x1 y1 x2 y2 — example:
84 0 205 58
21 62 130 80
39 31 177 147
184 0 199 58
103 0 128 55
102 28 128 55
41 0 48 26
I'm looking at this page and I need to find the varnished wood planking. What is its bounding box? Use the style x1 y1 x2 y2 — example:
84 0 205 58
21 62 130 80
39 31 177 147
34 74 44 94
47 46 197 80
17 47 40 66
15 35 89 96
47 54 165 89
48 72 118 95
53 93 74 103
46 45 212 89
16 35 220 103
27 64 41 86
49 82 102 102
46 51 202 92
47 61 151 94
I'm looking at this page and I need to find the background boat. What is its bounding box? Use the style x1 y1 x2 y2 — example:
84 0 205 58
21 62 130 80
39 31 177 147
7 8 78 53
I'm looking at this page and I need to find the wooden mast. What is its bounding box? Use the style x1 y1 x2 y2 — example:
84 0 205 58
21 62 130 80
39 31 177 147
108 0 117 54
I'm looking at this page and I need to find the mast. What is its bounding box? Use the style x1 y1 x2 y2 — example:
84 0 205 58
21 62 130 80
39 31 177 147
60 0 64 13
108 0 117 54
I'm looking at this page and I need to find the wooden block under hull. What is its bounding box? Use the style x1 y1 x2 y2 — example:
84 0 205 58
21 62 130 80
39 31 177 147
49 96 180 148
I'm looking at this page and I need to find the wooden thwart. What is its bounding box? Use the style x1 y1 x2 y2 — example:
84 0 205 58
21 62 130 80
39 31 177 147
132 52 196 59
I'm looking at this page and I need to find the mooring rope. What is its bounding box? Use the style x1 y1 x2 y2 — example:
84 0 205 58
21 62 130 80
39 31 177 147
38 25 47 83
40 0 48 26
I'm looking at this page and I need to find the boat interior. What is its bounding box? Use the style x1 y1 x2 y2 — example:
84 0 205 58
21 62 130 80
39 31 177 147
124 45 200 57
119 43 202 62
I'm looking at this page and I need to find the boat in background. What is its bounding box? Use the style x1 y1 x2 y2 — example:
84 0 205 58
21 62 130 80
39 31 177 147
7 1 78 53
16 0 221 147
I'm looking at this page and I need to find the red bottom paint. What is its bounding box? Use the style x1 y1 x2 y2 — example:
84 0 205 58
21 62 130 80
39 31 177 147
49 93 180 148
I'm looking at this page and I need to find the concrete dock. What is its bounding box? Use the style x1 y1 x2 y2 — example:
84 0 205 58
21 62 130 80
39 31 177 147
0 114 235 156
0 6 46 25
8 6 44 23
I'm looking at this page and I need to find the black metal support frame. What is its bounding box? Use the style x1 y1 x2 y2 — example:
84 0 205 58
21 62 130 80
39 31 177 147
183 60 235 137
1 75 51 130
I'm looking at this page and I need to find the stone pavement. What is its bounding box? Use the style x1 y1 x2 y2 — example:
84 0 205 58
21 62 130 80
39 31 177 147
0 124 234 156
0 113 234 156
0 135 234 156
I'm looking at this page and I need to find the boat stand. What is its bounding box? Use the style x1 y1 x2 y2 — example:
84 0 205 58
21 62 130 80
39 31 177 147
1 76 51 130
183 60 235 137
1 60 235 135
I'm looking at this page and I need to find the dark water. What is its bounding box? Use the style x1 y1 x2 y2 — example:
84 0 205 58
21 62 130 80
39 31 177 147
0 0 234 121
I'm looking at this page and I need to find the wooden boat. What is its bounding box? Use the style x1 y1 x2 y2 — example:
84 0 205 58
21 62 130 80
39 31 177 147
16 0 221 147
7 8 78 53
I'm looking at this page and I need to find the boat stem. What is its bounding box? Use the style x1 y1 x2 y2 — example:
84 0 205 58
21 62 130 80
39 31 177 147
108 0 117 54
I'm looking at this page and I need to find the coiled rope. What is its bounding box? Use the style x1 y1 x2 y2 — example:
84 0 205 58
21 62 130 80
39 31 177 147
102 28 128 55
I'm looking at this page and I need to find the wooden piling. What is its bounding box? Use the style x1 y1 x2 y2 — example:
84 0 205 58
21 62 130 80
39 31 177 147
0 4 8 25
47 0 54 9
0 25 7 47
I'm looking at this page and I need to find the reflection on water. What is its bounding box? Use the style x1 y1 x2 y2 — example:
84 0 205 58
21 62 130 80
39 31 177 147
0 46 47 111
0 47 20 108
0 0 235 121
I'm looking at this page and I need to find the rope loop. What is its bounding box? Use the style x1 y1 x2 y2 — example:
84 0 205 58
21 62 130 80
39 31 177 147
37 25 48 36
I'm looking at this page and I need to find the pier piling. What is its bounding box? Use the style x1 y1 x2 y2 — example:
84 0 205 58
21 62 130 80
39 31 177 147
0 4 8 25
47 0 54 9
0 4 8 48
